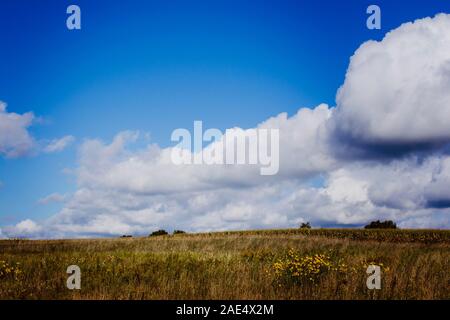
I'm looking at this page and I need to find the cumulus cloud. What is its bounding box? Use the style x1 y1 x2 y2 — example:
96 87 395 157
75 106 333 195
331 13 450 158
3 14 450 238
43 135 75 153
0 101 35 158
4 219 43 238
0 101 75 158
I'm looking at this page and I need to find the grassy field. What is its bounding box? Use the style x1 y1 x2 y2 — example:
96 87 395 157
0 228 449 300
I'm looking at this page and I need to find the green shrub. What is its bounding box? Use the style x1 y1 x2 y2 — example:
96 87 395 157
173 230 186 235
300 222 311 229
149 230 168 237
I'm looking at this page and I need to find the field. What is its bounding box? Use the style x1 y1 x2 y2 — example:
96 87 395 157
0 228 449 300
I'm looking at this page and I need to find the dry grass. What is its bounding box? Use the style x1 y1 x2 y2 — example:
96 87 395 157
0 229 449 300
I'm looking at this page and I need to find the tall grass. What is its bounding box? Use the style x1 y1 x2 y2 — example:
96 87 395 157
0 229 449 299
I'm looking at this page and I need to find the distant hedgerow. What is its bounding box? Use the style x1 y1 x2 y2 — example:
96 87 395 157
364 220 397 229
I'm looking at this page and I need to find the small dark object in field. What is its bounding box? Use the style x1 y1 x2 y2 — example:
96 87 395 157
173 230 186 235
364 220 397 229
150 229 168 237
120 235 132 238
300 222 311 229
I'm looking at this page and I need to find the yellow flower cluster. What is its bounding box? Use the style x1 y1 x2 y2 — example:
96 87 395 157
273 249 392 287
0 260 22 280
273 249 334 283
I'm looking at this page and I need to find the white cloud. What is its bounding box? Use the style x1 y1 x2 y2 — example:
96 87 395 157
0 101 75 158
74 106 333 196
43 135 75 153
332 13 450 154
5 219 43 237
0 101 35 158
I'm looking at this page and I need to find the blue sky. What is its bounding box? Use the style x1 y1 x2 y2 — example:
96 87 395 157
1 0 450 236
